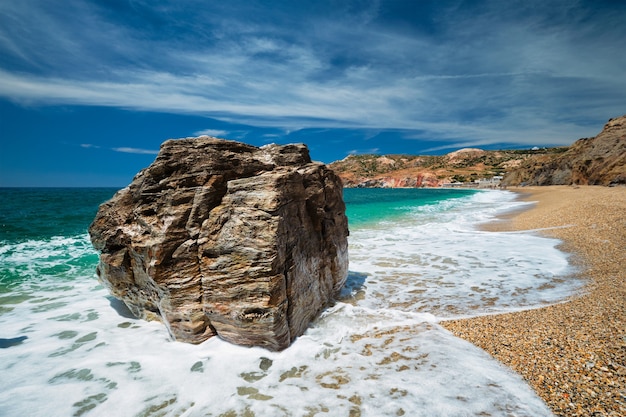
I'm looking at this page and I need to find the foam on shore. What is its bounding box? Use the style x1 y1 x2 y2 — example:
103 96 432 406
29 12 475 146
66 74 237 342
0 189 587 416
348 190 583 318
443 185 626 416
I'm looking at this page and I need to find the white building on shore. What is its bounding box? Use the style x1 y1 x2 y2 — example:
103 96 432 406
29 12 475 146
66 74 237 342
474 175 503 188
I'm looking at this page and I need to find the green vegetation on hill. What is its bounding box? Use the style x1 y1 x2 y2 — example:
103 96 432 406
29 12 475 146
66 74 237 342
329 147 568 187
330 115 625 187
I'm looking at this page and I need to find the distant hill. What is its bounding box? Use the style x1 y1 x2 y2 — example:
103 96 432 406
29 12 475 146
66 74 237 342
329 147 567 188
501 115 626 186
329 115 626 188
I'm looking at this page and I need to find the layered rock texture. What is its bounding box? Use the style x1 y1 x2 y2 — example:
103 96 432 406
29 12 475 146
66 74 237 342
89 137 349 351
501 115 626 186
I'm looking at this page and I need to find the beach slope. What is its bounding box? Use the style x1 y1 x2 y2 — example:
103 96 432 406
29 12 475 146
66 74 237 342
442 186 626 416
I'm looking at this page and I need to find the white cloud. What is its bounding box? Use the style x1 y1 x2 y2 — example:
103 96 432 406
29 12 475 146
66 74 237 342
78 142 158 155
193 129 229 137
0 0 624 150
77 142 158 155
112 147 159 155
349 148 380 155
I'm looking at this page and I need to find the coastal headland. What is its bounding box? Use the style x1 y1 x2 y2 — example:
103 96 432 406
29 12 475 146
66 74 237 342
329 115 625 188
442 185 626 416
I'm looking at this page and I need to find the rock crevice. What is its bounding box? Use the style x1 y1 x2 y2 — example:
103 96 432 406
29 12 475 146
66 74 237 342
89 137 349 350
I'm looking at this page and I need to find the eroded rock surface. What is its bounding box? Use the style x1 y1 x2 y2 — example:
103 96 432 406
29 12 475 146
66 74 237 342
89 137 348 350
502 115 626 186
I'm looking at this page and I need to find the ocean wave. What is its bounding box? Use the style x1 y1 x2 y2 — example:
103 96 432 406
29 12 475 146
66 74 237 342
0 234 97 289
0 189 567 416
348 190 583 318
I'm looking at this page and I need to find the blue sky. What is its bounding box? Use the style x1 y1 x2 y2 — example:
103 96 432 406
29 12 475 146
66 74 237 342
1 0 625 187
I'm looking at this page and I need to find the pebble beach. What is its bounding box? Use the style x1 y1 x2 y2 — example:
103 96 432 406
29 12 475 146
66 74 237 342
442 186 626 416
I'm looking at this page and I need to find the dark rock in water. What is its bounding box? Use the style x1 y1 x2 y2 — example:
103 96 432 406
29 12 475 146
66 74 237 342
0 336 28 348
89 137 349 351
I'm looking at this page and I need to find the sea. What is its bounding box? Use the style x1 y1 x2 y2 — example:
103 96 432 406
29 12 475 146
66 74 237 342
0 187 584 417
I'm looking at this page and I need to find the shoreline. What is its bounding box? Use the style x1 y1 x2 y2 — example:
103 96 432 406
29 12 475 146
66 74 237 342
441 185 626 416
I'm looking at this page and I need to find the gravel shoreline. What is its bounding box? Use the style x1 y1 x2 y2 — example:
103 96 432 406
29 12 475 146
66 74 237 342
441 185 626 417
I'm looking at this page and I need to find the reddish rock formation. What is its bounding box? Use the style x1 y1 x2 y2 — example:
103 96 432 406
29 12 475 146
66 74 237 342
329 116 625 188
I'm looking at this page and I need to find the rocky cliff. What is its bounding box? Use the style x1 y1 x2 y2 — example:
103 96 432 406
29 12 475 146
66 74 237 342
330 116 625 188
89 137 349 351
501 116 626 186
328 148 559 187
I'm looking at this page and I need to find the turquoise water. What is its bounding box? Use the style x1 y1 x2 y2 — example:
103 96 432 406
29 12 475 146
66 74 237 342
343 188 477 227
0 187 577 417
0 187 475 290
0 187 474 291
0 187 474 241
0 188 116 293
0 188 117 242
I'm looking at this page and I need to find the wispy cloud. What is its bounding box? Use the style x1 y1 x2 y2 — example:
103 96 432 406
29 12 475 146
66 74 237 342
111 147 159 155
1 0 625 149
349 148 380 155
193 129 229 137
78 142 159 155
80 143 100 149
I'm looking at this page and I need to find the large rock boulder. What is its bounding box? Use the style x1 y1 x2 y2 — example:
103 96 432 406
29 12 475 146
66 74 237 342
89 137 349 351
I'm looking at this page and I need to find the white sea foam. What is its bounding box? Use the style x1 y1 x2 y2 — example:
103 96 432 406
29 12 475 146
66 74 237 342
347 190 582 318
0 280 553 417
0 190 583 417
